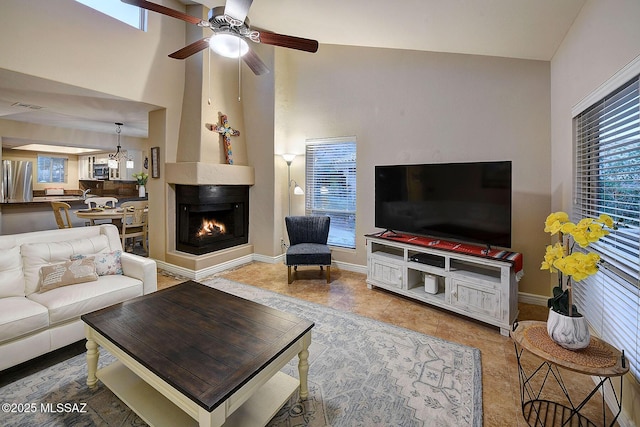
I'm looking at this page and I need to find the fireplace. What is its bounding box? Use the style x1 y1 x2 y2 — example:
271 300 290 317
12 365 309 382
176 185 249 255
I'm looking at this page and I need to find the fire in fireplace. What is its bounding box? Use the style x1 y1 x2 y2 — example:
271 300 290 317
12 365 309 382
176 185 249 255
197 218 226 238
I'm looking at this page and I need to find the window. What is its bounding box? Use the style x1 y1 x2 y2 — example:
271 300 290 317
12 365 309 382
305 138 357 249
76 0 146 30
572 72 639 380
37 156 68 183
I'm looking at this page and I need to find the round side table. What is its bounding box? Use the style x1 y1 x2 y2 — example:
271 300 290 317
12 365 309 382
511 320 628 427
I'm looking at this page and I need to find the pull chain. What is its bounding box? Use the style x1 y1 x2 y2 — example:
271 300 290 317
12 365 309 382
237 37 242 102
207 48 212 105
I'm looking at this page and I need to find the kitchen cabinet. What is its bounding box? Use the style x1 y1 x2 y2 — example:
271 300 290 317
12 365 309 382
79 151 143 181
108 150 143 181
78 155 96 179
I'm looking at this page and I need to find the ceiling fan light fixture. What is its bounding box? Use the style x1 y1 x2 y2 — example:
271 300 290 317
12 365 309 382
209 33 249 58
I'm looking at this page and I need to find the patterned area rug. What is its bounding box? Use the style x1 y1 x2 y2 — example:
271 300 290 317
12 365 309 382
1 278 482 426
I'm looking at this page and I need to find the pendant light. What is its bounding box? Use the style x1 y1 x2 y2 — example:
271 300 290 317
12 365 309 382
108 122 134 169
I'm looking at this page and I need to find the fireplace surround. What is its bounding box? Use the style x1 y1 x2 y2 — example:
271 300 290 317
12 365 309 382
176 184 249 255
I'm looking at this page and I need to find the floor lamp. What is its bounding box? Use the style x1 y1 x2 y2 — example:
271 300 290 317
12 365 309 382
282 154 304 216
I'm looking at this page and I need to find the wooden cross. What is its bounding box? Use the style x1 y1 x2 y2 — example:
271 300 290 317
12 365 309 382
206 114 240 165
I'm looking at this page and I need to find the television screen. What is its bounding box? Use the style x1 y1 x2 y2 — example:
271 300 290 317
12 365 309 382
375 161 512 248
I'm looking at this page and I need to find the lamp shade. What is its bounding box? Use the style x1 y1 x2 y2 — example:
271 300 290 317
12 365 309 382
282 153 296 164
209 33 249 58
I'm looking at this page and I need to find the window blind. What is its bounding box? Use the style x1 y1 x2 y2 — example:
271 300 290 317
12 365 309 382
572 74 639 380
305 139 357 249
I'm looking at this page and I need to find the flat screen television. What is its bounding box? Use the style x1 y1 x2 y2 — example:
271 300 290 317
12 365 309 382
375 161 512 248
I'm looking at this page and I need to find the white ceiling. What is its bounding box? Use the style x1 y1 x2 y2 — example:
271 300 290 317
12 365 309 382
0 0 586 143
0 68 158 141
227 0 586 61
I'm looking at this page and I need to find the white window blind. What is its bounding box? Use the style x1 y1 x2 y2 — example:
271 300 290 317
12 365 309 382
572 73 639 380
305 138 357 249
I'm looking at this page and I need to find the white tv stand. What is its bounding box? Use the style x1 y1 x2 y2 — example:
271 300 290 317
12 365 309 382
366 234 520 336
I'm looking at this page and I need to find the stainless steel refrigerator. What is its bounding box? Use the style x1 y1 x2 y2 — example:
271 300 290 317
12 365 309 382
2 160 33 202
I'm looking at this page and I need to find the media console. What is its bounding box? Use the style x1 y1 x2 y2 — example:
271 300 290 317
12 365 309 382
365 232 523 336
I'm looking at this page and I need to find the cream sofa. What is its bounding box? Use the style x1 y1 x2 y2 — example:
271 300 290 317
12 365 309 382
0 224 157 371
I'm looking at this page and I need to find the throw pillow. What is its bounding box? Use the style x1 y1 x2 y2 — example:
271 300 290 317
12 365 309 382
71 250 123 276
38 258 98 293
21 234 110 296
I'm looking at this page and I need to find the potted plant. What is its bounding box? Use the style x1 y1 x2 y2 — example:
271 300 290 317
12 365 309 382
541 211 616 349
132 172 148 197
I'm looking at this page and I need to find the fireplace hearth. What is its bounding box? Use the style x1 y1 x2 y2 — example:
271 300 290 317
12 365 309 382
176 185 249 255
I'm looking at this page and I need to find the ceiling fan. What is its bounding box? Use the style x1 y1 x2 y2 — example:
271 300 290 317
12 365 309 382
121 0 318 75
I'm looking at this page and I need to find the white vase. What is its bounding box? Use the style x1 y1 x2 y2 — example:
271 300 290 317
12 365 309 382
138 185 145 198
547 308 591 350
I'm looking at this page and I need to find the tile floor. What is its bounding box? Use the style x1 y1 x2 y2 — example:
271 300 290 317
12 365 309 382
159 262 619 427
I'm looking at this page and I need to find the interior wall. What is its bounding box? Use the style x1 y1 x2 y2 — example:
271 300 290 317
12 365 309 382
0 0 186 262
550 0 640 424
1 148 78 192
274 44 551 295
0 119 148 193
176 5 249 166
242 43 278 257
550 0 640 211
0 0 186 115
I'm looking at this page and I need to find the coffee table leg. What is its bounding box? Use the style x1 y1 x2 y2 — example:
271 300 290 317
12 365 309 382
86 331 99 389
298 332 311 400
198 405 226 427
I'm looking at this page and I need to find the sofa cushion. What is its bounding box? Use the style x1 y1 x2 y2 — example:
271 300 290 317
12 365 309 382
21 235 110 296
0 297 49 343
28 275 143 325
38 258 99 293
0 246 24 298
71 250 123 276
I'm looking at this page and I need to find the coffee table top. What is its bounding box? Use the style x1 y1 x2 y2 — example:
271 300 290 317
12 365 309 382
81 280 314 412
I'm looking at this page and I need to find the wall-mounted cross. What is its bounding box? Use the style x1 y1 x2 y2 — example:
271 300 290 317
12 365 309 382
206 114 240 165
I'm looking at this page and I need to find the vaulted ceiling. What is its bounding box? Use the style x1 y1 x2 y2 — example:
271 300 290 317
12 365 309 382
0 0 585 142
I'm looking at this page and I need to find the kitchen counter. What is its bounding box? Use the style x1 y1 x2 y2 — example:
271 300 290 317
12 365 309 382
1 195 146 206
0 195 148 234
33 196 89 202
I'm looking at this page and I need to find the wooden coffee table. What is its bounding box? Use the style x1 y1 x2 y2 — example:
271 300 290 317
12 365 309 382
81 281 314 427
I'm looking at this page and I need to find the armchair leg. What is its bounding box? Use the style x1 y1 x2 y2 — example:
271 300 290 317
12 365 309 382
326 266 331 283
288 266 293 284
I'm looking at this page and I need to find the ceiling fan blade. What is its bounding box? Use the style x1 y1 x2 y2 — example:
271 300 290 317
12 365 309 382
169 38 210 59
254 29 318 53
224 0 253 25
121 0 208 26
242 48 270 75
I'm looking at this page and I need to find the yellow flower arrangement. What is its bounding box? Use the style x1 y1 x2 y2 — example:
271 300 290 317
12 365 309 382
541 211 615 317
132 172 148 186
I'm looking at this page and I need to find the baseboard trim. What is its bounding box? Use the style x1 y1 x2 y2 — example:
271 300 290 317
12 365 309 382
253 253 284 264
157 255 544 305
518 292 548 306
156 254 254 281
332 260 367 274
